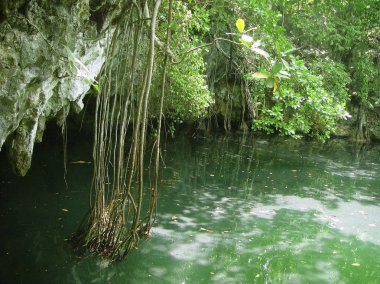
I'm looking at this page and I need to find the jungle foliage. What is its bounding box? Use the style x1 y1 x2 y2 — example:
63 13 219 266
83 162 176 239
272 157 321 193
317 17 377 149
151 0 379 141
72 0 379 261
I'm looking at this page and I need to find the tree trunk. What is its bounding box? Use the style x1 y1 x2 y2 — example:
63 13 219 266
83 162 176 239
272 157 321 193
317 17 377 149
355 104 368 142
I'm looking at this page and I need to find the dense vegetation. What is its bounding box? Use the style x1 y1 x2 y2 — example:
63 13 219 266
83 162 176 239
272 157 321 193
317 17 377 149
67 0 379 261
145 0 379 141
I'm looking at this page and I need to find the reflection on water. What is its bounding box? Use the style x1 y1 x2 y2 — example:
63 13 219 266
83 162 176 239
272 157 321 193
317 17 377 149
1 134 380 283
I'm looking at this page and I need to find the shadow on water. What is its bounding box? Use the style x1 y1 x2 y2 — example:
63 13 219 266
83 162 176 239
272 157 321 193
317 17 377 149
0 133 380 283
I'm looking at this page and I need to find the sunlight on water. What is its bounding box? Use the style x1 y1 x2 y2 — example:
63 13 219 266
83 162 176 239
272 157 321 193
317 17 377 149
1 135 380 283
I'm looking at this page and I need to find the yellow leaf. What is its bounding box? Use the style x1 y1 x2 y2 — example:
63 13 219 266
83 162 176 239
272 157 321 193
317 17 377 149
351 262 361 267
252 72 269 79
273 78 278 92
236 19 245 33
71 161 91 164
62 208 69 212
200 227 214 233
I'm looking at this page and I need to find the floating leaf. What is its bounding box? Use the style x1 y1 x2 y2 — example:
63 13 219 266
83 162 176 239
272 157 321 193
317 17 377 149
236 18 245 33
351 262 361 267
251 47 269 59
71 161 91 164
171 215 178 220
252 72 269 79
62 209 69 212
200 227 214 233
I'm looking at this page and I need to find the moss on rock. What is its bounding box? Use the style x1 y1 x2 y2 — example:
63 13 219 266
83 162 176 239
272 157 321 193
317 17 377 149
0 0 112 175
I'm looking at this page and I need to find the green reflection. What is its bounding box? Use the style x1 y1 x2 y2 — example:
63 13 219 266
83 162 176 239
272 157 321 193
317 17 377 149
0 134 380 283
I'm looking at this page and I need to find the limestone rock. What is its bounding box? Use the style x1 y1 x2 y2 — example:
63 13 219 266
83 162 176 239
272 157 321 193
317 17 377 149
0 0 112 175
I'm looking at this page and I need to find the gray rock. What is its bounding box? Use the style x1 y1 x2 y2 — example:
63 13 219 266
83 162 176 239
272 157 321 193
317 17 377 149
0 0 111 175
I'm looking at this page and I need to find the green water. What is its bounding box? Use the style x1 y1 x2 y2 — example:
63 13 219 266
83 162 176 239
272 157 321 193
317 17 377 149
1 134 380 283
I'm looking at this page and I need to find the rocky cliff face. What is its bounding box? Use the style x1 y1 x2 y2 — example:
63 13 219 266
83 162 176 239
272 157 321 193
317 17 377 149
0 0 114 175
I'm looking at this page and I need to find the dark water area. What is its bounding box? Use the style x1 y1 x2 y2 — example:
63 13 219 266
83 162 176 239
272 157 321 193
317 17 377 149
1 133 380 283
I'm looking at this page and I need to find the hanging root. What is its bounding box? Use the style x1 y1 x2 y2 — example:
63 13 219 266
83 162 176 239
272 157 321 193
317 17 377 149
71 0 167 261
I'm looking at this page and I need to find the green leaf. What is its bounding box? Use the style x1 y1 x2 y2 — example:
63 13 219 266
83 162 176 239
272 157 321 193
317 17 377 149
283 48 297 55
281 58 290 70
277 74 290 79
93 84 100 93
252 72 270 79
170 23 180 31
64 45 75 62
239 39 251 48
266 78 275 88
271 62 283 75
236 18 245 33
278 70 290 79
240 34 254 48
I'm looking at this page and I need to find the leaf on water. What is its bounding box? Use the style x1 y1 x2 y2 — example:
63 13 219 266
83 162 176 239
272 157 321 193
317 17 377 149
171 215 178 220
351 262 360 267
62 209 69 212
71 161 91 164
200 227 214 233
236 18 245 33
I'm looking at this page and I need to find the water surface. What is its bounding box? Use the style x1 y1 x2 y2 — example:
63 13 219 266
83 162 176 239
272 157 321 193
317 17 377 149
1 134 380 283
